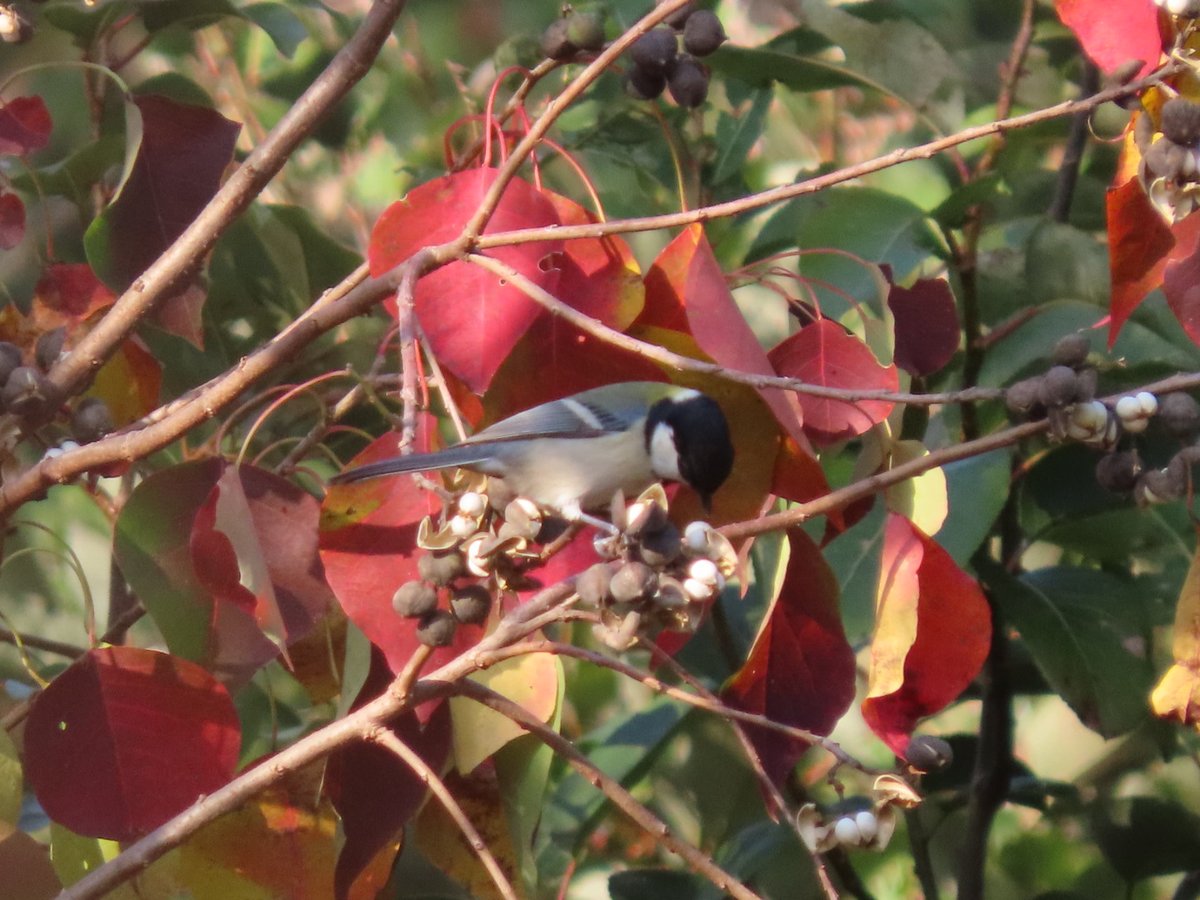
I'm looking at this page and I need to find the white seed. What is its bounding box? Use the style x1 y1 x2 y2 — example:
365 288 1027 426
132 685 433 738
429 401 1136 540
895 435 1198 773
833 816 863 847
449 515 476 538
464 536 491 577
1124 416 1150 434
855 810 878 844
688 558 721 585
683 521 711 553
60 440 79 452
1136 391 1159 416
682 577 714 602
43 447 63 460
1115 395 1142 422
457 491 486 517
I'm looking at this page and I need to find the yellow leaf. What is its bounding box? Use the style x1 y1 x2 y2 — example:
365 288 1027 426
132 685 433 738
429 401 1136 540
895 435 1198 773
1151 532 1200 730
885 440 948 536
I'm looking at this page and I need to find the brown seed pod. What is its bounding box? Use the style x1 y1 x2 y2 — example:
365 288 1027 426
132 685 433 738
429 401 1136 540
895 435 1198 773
1050 333 1089 369
418 549 467 586
1038 365 1079 408
1135 466 1186 505
638 523 683 567
1161 97 1200 147
1158 391 1200 439
392 580 438 618
34 327 66 372
577 561 617 606
1005 376 1043 417
0 341 23 389
565 10 605 52
609 561 658 604
1094 451 1141 494
3 365 55 419
904 735 953 773
540 17 575 60
70 397 114 444
416 610 457 647
450 584 492 625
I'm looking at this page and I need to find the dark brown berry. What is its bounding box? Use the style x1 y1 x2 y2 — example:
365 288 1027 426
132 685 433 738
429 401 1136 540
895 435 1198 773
1143 137 1191 180
1095 451 1141 494
1135 464 1187 505
682 9 725 56
638 523 683 567
450 584 492 625
1005 376 1043 417
34 327 66 373
1038 366 1079 408
3 366 54 419
416 610 457 647
668 56 709 108
625 65 666 100
577 562 616 605
540 18 575 61
609 561 658 604
1161 97 1200 147
418 550 467 586
0 342 22 388
630 26 677 74
392 580 438 618
904 735 953 772
1051 333 1089 369
657 0 698 28
565 10 605 52
1158 391 1200 439
70 397 113 444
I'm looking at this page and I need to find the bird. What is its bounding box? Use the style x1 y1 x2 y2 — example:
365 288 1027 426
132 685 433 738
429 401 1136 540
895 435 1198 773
329 381 734 521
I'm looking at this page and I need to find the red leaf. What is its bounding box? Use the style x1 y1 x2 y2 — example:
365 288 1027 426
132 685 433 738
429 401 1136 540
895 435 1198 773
0 96 51 156
114 460 333 683
1107 177 1180 344
0 191 25 250
640 226 809 449
327 649 451 900
769 319 899 445
369 168 563 393
723 531 857 785
24 647 240 842
34 262 115 325
887 277 959 377
86 94 241 291
1054 0 1163 77
1162 220 1200 346
318 422 485 675
861 515 991 754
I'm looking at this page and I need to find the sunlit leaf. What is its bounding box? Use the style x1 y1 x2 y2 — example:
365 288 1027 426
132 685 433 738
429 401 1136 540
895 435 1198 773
1151 530 1200 730
862 514 991 754
369 168 563 393
1106 177 1182 345
24 647 240 842
1054 0 1163 78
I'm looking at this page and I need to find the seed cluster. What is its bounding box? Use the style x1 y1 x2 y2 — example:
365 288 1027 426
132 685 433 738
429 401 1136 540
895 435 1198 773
624 6 726 108
576 486 737 650
797 773 923 855
1137 96 1200 221
1005 334 1200 505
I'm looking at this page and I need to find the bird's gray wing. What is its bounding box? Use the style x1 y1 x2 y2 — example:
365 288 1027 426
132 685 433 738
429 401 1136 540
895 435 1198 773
464 383 671 444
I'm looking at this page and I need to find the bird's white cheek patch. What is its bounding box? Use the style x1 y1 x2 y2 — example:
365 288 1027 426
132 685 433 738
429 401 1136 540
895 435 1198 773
650 424 681 481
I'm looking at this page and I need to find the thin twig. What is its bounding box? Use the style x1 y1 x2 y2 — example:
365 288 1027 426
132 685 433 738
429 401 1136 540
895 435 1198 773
453 678 763 900
372 728 519 900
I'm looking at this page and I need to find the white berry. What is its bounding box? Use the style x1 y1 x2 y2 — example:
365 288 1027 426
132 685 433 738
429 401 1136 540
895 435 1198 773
684 521 711 553
855 810 878 844
457 491 486 517
834 816 863 847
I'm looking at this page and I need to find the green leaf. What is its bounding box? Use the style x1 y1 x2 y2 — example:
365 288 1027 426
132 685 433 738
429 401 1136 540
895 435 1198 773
1094 797 1200 881
983 562 1154 737
709 44 860 93
712 88 773 185
243 2 310 58
936 448 1011 566
1024 220 1109 307
0 729 20 827
139 0 239 31
610 869 702 900
822 500 887 644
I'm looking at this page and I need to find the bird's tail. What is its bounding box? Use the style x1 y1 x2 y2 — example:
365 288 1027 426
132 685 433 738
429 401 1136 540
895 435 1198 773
328 445 500 485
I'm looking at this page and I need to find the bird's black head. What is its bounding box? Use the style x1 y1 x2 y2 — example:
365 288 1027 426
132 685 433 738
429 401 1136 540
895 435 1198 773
645 391 734 509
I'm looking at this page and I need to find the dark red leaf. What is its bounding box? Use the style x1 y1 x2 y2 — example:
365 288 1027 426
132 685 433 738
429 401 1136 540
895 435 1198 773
318 421 485 675
1106 177 1180 345
0 96 51 156
769 319 898 445
887 277 959 377
0 191 25 250
1054 0 1163 77
34 262 115 324
327 648 451 900
369 168 563 393
723 531 857 786
1162 220 1200 346
639 225 808 449
86 94 240 291
24 647 240 842
861 514 991 754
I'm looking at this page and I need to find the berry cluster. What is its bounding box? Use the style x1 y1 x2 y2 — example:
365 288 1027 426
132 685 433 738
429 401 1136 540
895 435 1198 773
0 336 113 454
1094 392 1200 505
624 6 726 108
1005 333 1111 445
1137 96 1200 221
575 485 735 651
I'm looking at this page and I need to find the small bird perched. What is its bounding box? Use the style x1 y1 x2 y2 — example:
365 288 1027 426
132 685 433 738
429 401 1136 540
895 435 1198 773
329 381 735 520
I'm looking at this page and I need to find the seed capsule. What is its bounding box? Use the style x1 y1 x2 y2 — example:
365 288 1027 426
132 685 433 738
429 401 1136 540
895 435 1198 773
392 581 438 618
416 610 457 647
450 584 492 625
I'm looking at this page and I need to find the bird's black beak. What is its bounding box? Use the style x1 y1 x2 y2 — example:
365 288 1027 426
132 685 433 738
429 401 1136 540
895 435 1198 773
699 491 713 512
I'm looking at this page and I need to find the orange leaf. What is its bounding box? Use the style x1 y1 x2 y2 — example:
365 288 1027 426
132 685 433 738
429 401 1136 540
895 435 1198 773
1106 178 1178 345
